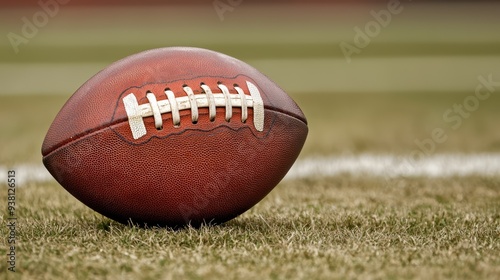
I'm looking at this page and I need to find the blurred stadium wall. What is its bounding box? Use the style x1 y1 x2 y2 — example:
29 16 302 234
1 0 499 95
2 0 497 7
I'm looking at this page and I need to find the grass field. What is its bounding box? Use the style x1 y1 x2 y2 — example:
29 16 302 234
0 176 498 279
1 3 500 280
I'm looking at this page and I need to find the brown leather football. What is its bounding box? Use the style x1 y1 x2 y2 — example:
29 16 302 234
42 47 308 227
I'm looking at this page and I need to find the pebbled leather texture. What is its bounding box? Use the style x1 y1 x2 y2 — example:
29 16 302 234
42 47 308 227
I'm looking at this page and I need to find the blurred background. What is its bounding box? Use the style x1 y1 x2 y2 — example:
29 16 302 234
1 0 499 166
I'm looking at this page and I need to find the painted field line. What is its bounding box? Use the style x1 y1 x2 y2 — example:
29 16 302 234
1 153 499 186
285 153 500 180
0 164 53 186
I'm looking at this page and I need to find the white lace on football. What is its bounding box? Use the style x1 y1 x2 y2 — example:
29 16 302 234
183 85 199 124
218 83 232 122
200 83 216 121
123 81 265 140
146 92 163 130
165 89 180 127
234 86 248 123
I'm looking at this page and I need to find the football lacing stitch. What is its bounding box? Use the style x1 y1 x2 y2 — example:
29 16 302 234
123 81 264 140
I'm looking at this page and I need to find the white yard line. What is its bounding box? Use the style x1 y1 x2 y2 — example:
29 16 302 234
0 164 53 186
285 153 500 180
1 153 499 186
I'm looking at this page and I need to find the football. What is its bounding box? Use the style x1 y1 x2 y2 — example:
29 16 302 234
42 47 308 227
